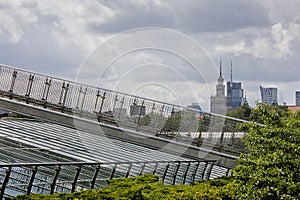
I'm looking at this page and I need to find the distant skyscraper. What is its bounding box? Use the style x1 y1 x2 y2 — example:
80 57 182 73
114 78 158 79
226 60 244 110
210 61 230 114
260 86 278 105
296 91 300 106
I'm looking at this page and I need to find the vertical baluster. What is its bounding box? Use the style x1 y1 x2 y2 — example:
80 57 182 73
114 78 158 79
162 163 170 182
9 70 17 98
71 165 82 193
190 162 199 183
0 166 12 199
205 162 214 180
94 90 101 112
50 165 61 194
58 82 65 105
182 162 190 184
61 83 69 111
109 164 117 180
91 164 100 189
139 163 146 176
152 162 158 175
75 86 82 109
98 91 106 114
25 74 34 102
172 162 180 185
80 87 87 111
125 163 132 178
27 166 38 195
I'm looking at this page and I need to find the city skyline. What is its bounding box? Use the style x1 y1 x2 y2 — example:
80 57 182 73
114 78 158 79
0 1 299 111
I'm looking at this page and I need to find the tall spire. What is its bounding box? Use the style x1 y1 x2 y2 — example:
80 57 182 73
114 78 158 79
219 60 222 78
230 59 233 82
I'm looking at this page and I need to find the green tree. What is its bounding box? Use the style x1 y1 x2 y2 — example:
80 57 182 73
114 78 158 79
226 104 253 121
234 104 300 199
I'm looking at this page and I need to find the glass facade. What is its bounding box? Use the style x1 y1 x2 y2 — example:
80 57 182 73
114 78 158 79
296 91 300 106
227 81 244 110
260 86 278 105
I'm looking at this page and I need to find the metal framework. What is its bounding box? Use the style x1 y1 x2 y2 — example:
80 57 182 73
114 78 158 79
0 160 226 198
0 64 248 156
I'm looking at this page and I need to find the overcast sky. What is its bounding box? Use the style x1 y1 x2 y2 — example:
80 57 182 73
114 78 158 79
0 0 299 111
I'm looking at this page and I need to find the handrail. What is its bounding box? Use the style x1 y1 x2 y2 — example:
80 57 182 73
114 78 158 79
0 64 249 156
0 160 229 198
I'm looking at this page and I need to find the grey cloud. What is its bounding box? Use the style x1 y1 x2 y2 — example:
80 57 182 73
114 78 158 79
95 0 270 34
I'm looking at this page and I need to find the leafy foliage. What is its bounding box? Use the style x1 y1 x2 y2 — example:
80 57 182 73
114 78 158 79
234 104 300 199
14 175 239 200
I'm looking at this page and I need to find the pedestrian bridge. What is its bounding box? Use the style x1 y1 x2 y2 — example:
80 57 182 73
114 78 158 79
0 64 249 197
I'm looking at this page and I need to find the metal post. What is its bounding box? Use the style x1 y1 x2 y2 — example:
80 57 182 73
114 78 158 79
125 163 132 178
91 164 100 189
139 162 146 176
0 166 12 199
152 162 158 175
162 163 170 182
98 91 106 114
94 90 101 112
109 164 116 180
9 70 17 98
201 162 208 181
182 162 190 184
80 87 87 111
190 162 200 183
27 166 38 195
50 165 61 194
76 86 82 109
62 83 69 109
25 74 34 98
58 82 65 105
205 162 214 180
172 162 180 185
71 165 81 193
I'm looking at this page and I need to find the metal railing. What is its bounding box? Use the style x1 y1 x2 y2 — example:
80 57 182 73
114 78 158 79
0 160 228 198
0 64 247 155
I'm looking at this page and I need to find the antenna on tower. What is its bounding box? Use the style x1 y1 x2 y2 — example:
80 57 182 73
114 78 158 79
230 59 233 82
219 59 222 77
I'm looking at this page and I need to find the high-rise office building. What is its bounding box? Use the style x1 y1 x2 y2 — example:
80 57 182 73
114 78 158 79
210 61 230 114
226 61 244 110
296 91 300 106
260 86 278 105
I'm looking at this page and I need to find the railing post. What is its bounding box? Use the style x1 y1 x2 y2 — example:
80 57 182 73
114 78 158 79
190 162 199 183
125 163 132 178
27 166 38 195
162 163 170 182
0 166 12 199
109 164 116 180
50 165 61 194
172 162 180 185
182 162 190 184
139 163 146 176
91 164 100 189
201 162 209 181
152 162 158 175
9 70 17 98
71 165 81 193
204 162 214 180
80 87 87 112
42 78 51 102
75 86 83 109
62 83 69 110
94 90 101 112
98 91 106 115
25 74 34 100
58 82 65 105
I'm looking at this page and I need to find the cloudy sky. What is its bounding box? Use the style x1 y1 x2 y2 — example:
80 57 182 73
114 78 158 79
0 0 299 111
